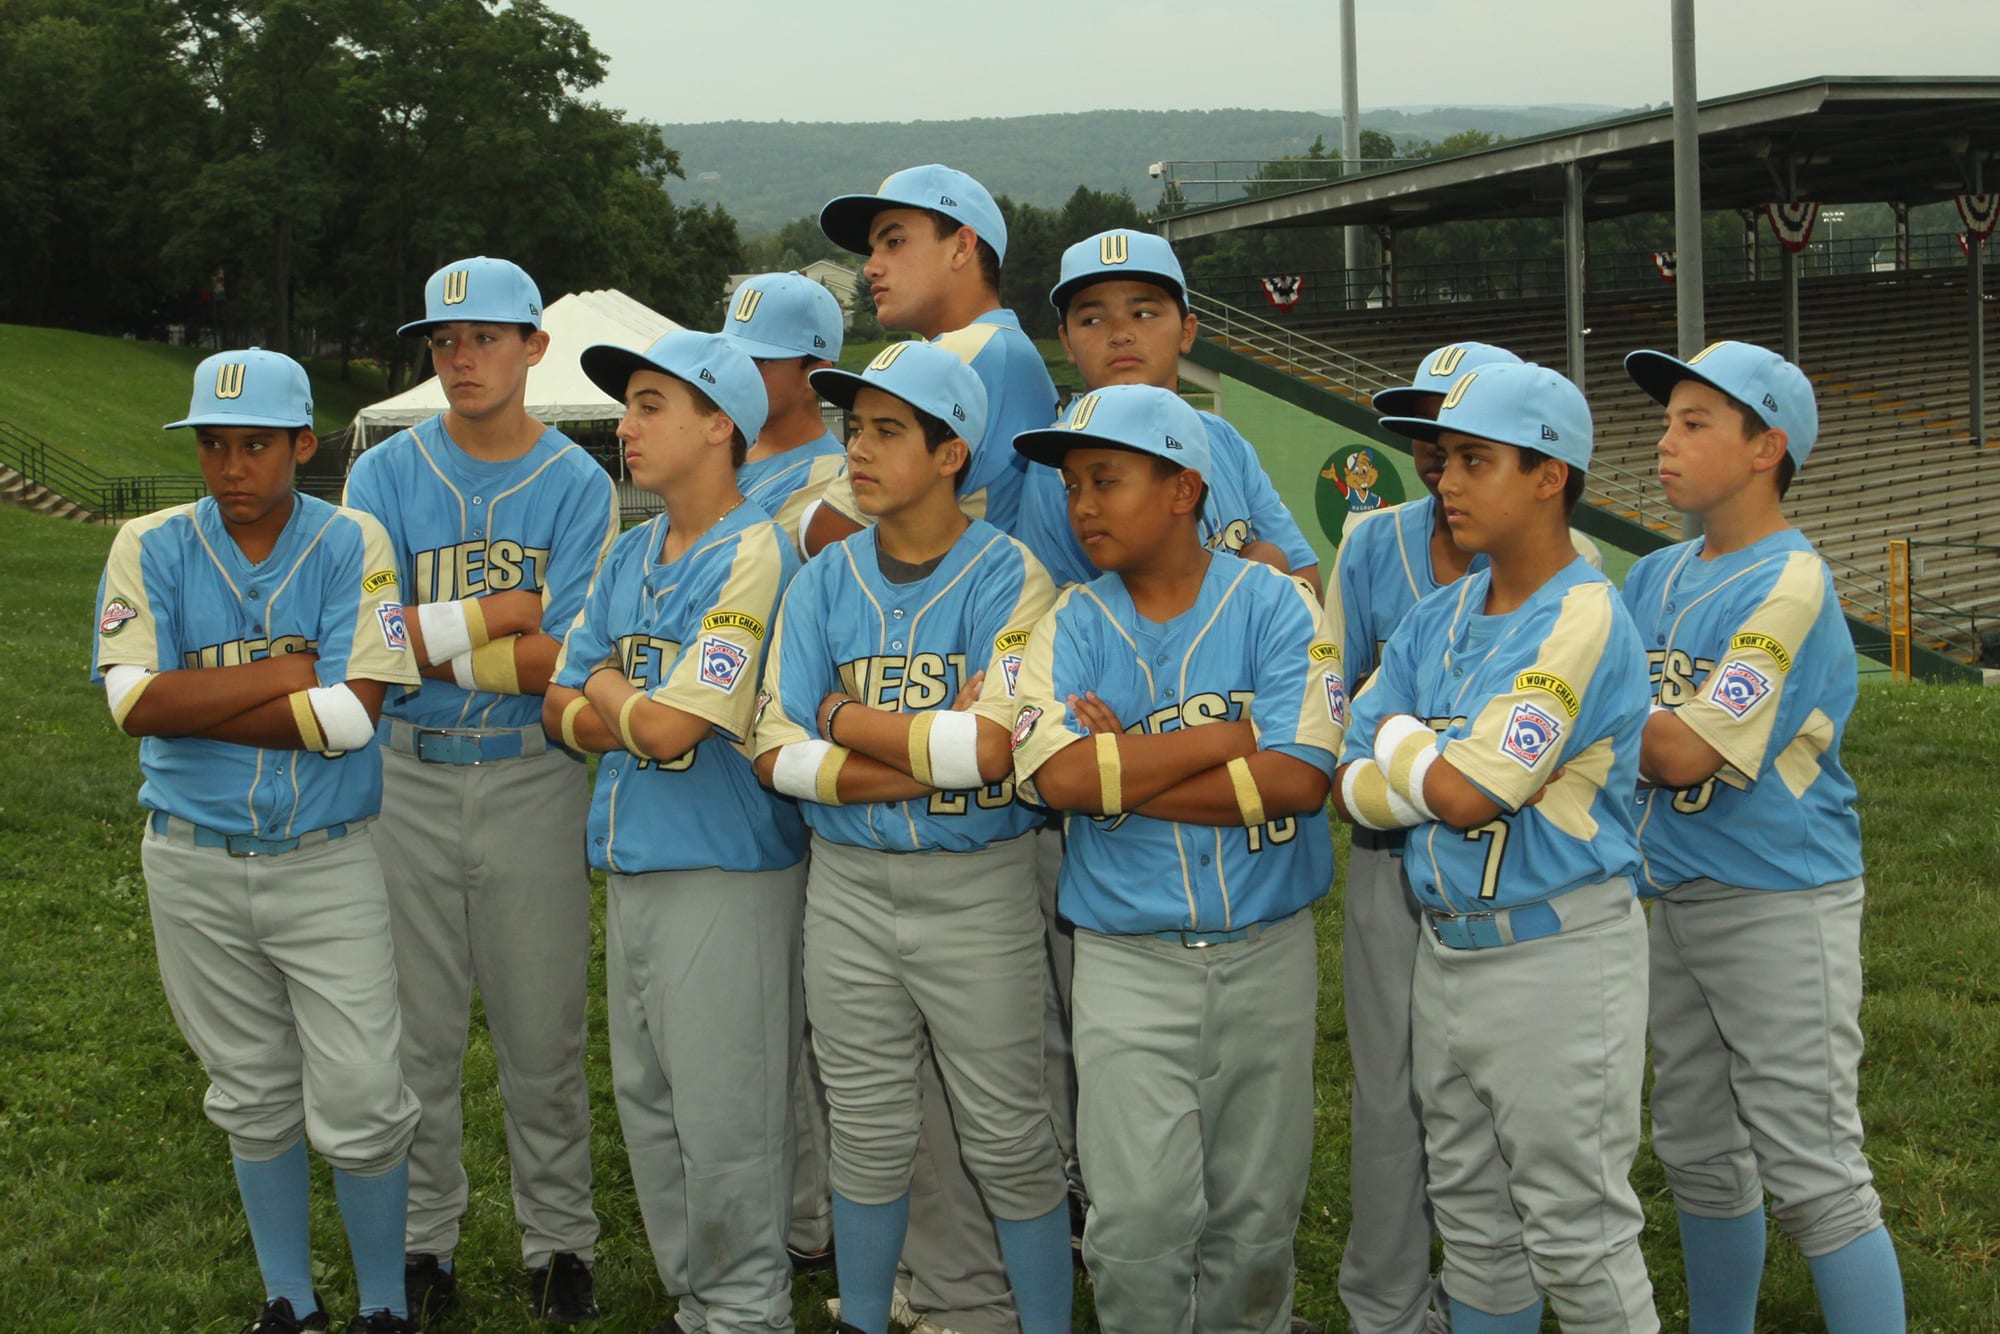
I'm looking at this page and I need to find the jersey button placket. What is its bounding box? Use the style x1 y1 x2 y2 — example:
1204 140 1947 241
472 496 486 538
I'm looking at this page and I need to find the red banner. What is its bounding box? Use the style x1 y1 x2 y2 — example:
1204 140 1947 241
1957 195 1997 242
1765 202 1819 253
1260 276 1304 312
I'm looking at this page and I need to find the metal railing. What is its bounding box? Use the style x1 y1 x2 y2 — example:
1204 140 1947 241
0 421 343 521
1187 291 1404 400
1152 158 1422 213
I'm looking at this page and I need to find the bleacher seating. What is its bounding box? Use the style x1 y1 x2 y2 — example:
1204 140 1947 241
1245 268 2000 660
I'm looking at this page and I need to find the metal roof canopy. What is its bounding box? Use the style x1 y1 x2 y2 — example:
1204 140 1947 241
1157 76 1993 447
1154 76 2000 239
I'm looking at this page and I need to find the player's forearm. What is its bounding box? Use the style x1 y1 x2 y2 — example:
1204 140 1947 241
511 632 562 696
542 685 618 754
1135 752 1330 826
804 504 863 556
1640 709 1727 787
1422 757 1505 829
120 652 320 737
1028 720 1257 814
191 678 387 751
583 668 713 762
404 589 543 668
751 741 931 803
835 751 934 802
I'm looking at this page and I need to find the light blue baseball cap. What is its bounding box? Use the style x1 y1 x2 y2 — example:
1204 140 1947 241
809 341 988 451
397 256 544 336
1049 229 1185 312
165 348 314 431
1624 340 1819 465
580 330 770 443
1372 342 1525 417
820 165 1009 263
719 272 845 362
1379 362 1594 473
1013 383 1212 477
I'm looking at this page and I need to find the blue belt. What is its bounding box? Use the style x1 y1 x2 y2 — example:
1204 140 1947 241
1152 923 1261 949
149 810 353 858
1425 901 1562 950
386 720 546 766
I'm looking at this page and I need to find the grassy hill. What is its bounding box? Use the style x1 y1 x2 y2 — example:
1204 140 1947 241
0 325 383 479
663 106 1627 236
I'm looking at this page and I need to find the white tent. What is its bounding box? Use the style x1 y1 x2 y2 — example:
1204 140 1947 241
348 288 680 447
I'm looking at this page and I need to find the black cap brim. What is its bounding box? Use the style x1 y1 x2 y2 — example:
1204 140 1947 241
579 346 657 404
819 195 893 256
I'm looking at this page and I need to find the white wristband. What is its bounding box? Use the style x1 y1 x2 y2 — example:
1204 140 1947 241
927 711 985 791
1373 713 1440 822
1341 761 1424 830
417 601 474 664
307 684 375 752
104 664 154 724
773 739 834 801
449 652 478 691
1649 702 1671 716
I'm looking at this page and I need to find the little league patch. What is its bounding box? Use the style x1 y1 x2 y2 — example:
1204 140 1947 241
1499 699 1563 769
1711 660 1773 718
698 635 750 691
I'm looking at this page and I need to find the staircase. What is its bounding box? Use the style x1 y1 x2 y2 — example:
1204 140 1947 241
0 461 102 523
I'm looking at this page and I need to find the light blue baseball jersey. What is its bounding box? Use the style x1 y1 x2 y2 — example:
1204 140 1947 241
1329 497 1487 684
1622 530 1863 893
1011 557 1342 935
754 520 1056 852
820 311 1057 535
91 494 420 833
554 504 806 874
1343 560 1648 914
1017 409 1318 588
740 429 846 553
343 415 619 729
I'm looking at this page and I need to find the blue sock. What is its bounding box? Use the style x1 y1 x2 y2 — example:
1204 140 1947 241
1678 1208 1766 1333
993 1201 1073 1334
233 1142 315 1313
1806 1226 1906 1334
334 1157 410 1319
831 1190 910 1334
1448 1295 1545 1334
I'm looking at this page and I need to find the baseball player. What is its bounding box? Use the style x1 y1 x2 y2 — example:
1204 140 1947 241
804 163 1059 554
750 341 1072 1334
1326 340 1523 1334
93 350 423 1334
1621 341 1905 1333
1017 228 1321 593
721 272 849 556
1008 383 1342 1334
814 164 1065 1334
343 257 616 1325
543 330 808 1333
1335 362 1658 1334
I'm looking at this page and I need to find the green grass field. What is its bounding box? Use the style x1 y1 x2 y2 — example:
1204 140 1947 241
4 500 1996 1331
0 324 384 478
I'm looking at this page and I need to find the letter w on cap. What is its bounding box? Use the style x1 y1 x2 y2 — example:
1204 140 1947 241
442 269 470 305
1099 234 1130 264
215 363 248 399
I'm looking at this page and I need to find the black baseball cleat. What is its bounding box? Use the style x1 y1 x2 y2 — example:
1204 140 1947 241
403 1255 457 1329
787 1237 837 1273
347 1312 419 1334
244 1295 331 1333
526 1251 601 1324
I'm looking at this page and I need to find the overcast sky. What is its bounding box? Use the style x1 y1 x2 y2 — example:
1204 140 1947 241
544 0 1999 125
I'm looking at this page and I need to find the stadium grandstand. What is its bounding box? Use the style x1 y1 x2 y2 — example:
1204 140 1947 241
1157 76 2000 680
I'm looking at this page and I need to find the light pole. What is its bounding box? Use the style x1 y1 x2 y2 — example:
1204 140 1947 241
1821 208 1846 269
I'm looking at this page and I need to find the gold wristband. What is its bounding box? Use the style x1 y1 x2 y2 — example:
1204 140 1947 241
1095 732 1123 816
469 637 520 694
559 696 589 752
1387 728 1434 801
1226 756 1266 827
462 597 491 648
1346 763 1403 830
617 692 653 758
816 744 850 805
907 711 938 787
288 690 327 753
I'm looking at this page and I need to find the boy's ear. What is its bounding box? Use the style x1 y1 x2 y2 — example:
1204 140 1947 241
1171 467 1205 516
524 328 551 367
1536 457 1569 503
1751 427 1789 474
937 436 971 479
293 428 320 467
